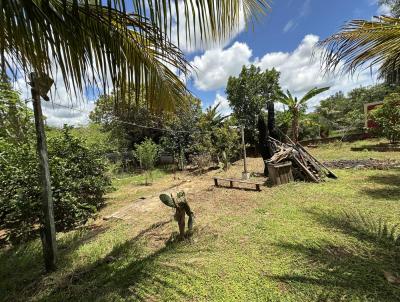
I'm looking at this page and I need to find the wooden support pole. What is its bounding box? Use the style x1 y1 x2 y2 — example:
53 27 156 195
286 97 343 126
241 125 247 174
32 88 57 272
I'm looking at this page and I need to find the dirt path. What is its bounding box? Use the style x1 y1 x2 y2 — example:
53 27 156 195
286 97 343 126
99 158 269 247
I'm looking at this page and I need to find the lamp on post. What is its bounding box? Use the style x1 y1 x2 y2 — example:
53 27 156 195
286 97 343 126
28 72 57 272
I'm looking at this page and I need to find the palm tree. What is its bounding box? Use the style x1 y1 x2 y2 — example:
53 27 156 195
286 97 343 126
203 103 228 128
277 87 329 142
319 16 400 84
1 0 270 109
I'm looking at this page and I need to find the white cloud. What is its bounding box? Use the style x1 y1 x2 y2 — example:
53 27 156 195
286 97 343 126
14 73 94 127
300 0 312 17
283 20 296 33
212 93 232 116
282 0 311 33
377 3 391 15
255 34 379 109
191 34 380 110
190 41 252 91
169 1 246 53
369 0 392 15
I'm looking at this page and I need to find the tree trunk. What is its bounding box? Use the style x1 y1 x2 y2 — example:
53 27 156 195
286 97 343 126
292 111 299 143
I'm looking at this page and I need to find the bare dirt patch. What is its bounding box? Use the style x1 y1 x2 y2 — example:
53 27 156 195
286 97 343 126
100 158 270 250
323 159 400 170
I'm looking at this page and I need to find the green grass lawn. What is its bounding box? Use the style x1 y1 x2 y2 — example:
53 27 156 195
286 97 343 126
309 138 400 161
1 141 400 301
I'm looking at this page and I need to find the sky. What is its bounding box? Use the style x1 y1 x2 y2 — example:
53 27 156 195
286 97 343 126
15 0 391 126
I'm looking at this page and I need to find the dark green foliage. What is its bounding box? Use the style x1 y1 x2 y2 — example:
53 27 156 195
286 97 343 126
0 82 33 144
371 93 400 143
316 84 400 134
226 65 281 145
134 138 159 184
90 90 167 150
0 127 111 244
159 96 202 162
190 104 241 165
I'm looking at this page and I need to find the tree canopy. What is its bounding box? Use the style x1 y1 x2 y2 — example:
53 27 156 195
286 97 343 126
226 65 281 144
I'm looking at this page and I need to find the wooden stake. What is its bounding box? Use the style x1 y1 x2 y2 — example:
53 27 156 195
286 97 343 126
241 125 247 173
32 88 57 272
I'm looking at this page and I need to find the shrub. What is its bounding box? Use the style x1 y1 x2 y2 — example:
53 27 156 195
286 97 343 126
190 153 212 173
134 138 159 184
0 127 111 244
371 93 400 143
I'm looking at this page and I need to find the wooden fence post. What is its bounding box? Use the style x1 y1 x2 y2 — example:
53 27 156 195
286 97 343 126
31 78 57 272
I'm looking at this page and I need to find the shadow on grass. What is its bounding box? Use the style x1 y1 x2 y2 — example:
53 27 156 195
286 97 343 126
0 220 199 301
271 210 400 301
361 172 400 201
41 221 197 301
0 223 112 302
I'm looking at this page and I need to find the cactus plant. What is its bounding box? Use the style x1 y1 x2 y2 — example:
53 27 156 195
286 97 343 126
159 191 194 238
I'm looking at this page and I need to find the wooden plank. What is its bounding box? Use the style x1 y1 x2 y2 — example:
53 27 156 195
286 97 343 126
213 177 263 185
292 156 319 183
212 177 263 191
296 143 338 179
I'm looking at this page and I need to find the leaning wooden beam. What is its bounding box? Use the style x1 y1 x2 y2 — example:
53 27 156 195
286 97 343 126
292 156 320 183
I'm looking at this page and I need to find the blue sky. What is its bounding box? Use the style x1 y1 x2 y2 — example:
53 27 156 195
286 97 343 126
185 0 387 115
16 0 389 126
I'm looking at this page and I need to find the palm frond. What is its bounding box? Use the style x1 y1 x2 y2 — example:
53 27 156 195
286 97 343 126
0 0 271 111
131 0 271 48
277 91 295 107
319 16 400 82
300 87 330 104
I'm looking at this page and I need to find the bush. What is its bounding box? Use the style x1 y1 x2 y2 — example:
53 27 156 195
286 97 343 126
190 153 212 173
371 93 400 143
0 127 111 244
134 138 159 185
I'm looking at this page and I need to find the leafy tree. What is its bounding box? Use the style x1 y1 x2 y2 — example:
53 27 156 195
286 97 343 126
159 96 202 163
226 65 281 145
316 84 400 135
191 103 240 163
371 93 400 143
0 82 33 144
134 138 159 185
213 118 241 163
0 127 111 244
275 110 292 139
277 87 329 142
90 89 169 149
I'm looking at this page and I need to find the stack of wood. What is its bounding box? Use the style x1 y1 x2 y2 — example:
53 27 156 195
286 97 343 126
266 137 337 183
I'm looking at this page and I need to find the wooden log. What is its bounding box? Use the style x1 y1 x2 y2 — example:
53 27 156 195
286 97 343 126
292 156 319 183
